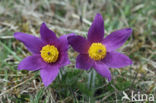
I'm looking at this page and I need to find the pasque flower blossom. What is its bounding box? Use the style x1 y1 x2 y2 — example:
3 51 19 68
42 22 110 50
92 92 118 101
68 13 132 81
14 23 71 87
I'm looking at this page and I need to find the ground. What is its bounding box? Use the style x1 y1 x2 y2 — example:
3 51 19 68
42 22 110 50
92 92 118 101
0 0 155 103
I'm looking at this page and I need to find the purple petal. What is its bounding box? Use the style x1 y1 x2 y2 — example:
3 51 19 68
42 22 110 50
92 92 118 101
68 35 90 54
14 32 44 54
93 62 112 81
87 13 104 43
18 55 44 71
102 51 132 68
40 65 59 87
76 54 94 70
102 28 132 51
53 34 72 67
58 33 75 51
56 51 70 67
40 23 58 44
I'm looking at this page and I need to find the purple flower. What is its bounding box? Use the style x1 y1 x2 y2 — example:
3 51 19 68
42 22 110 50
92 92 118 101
14 23 71 87
68 13 132 81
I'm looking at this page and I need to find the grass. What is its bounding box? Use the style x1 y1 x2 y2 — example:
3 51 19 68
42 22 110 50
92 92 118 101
0 0 155 102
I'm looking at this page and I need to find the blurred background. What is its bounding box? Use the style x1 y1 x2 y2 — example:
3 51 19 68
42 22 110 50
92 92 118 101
0 0 155 102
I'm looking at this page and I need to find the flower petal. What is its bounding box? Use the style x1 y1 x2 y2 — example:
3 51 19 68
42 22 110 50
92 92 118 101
40 65 59 87
58 33 75 51
40 23 58 44
102 28 132 51
68 35 90 54
55 51 70 67
76 54 94 70
14 32 44 54
87 13 104 43
102 51 132 68
18 55 44 71
52 34 72 67
93 62 112 81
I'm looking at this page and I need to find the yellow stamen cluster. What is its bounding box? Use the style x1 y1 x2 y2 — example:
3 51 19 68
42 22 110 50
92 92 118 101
40 45 59 63
88 43 107 61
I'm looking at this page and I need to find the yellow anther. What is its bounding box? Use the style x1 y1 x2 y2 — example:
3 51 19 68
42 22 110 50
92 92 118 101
88 43 107 61
40 45 59 63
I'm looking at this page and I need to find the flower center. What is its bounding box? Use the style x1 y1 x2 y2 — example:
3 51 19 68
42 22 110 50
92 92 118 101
88 43 107 61
40 45 59 63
